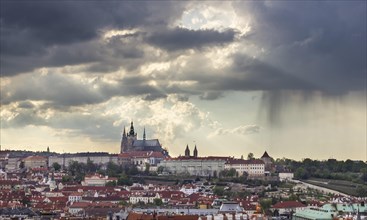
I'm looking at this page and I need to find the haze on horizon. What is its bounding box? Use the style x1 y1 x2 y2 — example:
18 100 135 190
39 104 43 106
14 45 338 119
0 1 366 161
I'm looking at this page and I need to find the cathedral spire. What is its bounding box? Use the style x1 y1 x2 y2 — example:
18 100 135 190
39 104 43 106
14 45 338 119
185 145 190 158
193 145 198 158
143 127 146 140
129 121 135 136
123 126 126 138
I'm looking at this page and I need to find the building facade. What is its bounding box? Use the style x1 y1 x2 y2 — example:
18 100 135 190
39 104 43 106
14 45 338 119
23 156 48 169
159 145 227 176
224 159 265 177
48 153 118 169
120 122 168 156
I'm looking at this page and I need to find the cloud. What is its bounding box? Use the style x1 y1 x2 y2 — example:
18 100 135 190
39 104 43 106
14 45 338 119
145 27 238 51
208 125 260 138
1 95 211 149
0 1 188 76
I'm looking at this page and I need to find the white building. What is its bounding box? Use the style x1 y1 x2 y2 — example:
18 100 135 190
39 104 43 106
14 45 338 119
129 192 160 204
224 159 265 177
279 172 294 181
68 192 83 203
180 184 199 195
23 156 48 169
159 156 227 176
48 152 118 169
81 173 117 186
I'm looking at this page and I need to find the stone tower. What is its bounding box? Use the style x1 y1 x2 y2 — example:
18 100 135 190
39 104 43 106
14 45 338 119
193 145 198 158
120 127 128 153
127 121 137 147
185 145 190 158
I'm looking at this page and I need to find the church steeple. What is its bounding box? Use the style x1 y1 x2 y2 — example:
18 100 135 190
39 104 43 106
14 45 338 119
129 121 135 136
123 126 126 138
193 145 198 158
143 127 146 140
185 145 190 158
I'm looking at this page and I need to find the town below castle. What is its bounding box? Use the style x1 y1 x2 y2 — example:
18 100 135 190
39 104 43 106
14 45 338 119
0 122 366 220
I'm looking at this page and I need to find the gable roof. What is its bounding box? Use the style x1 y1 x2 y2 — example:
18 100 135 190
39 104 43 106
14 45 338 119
133 139 161 148
272 201 306 209
261 151 271 158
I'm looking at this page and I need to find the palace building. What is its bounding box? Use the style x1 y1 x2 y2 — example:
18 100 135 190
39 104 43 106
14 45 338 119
120 121 168 156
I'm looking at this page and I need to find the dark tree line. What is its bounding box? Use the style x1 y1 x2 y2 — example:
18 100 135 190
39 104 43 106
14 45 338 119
275 158 367 182
58 159 139 185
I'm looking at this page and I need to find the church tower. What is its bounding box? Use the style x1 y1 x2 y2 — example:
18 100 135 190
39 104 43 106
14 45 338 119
127 121 137 150
185 145 190 158
120 127 128 153
193 145 198 158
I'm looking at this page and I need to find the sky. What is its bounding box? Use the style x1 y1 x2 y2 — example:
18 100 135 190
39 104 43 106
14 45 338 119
0 1 366 161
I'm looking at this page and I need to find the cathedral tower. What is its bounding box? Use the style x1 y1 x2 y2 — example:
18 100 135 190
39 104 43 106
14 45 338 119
127 121 137 150
120 127 128 153
193 145 198 158
185 145 190 158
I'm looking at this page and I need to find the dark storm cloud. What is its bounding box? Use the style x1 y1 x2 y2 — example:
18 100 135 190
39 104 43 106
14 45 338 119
1 73 106 107
0 1 187 75
233 1 366 94
145 27 238 51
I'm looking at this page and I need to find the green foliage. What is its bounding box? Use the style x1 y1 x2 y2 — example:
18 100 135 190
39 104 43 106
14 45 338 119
153 198 163 206
360 168 367 182
117 174 133 186
19 161 25 169
68 161 87 182
220 168 237 178
145 163 150 174
274 158 367 183
86 158 99 173
356 185 367 197
62 175 72 183
213 186 225 196
105 180 117 187
247 153 254 160
259 199 272 213
52 162 61 171
295 167 310 180
157 166 164 173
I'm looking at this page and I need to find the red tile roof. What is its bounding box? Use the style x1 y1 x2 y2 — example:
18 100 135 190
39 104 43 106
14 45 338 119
272 201 306 209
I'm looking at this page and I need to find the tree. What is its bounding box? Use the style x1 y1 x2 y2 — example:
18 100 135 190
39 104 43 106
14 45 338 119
361 168 367 182
86 157 98 173
106 181 117 187
52 162 61 171
213 186 225 196
19 161 25 169
106 161 121 177
157 166 164 173
259 199 272 213
228 168 237 177
247 153 254 160
295 167 310 180
153 198 163 206
145 163 150 174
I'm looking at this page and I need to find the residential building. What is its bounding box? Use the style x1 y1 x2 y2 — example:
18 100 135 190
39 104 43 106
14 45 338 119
23 156 47 169
224 159 265 177
81 173 117 186
271 201 307 215
118 151 166 171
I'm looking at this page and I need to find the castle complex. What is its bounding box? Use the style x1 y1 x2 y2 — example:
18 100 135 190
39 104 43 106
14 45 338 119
120 121 168 156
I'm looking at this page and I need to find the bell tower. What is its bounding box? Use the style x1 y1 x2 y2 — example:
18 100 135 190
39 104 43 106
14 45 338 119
185 145 190 158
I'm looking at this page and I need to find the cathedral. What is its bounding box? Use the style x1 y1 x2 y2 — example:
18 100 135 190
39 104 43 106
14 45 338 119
120 121 169 156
